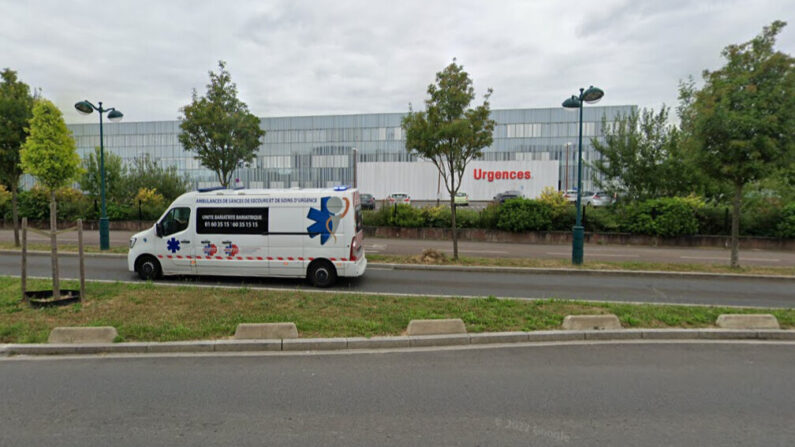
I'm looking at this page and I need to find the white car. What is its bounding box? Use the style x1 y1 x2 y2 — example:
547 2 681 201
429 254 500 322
387 193 411 205
565 190 593 205
588 191 615 206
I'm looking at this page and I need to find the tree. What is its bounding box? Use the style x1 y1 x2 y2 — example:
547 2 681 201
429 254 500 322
591 106 703 201
680 21 794 267
0 68 34 246
20 99 82 299
79 146 127 204
125 154 191 202
179 61 265 187
402 60 495 259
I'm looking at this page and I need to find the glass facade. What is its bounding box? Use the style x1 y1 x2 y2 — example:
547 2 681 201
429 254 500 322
65 105 635 192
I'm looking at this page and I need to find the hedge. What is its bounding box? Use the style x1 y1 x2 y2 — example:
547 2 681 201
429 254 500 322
363 197 793 238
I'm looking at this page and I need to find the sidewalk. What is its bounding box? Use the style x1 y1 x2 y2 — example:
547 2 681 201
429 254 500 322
2 229 793 267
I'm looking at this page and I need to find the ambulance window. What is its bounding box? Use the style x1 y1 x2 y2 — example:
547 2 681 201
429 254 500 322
355 204 362 232
160 207 191 236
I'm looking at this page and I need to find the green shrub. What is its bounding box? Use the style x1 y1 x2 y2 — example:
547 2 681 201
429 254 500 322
697 205 730 235
740 196 782 237
420 206 451 228
362 208 389 226
478 203 500 229
619 197 702 237
18 186 92 222
496 198 553 232
455 208 480 228
585 206 620 232
389 204 424 227
776 203 795 238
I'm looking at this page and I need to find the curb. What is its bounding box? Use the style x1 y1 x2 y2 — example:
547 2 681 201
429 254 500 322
8 249 795 280
2 329 794 357
374 263 795 281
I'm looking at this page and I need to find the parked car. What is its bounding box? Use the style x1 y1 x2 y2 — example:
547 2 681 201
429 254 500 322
360 193 376 210
454 191 469 206
588 191 615 207
387 192 411 205
494 190 523 204
564 189 593 206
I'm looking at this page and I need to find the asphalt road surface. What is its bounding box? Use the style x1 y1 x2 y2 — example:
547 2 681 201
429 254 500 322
2 342 794 446
6 252 795 308
7 228 793 266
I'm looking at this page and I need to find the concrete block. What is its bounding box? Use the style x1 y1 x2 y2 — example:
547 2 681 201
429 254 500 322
48 326 118 344
585 329 643 340
215 340 282 352
347 336 411 350
468 332 529 345
0 345 8 357
641 329 701 340
526 330 586 342
234 323 298 340
561 314 622 331
757 330 795 340
146 341 215 353
406 318 467 336
716 314 780 330
282 338 347 351
698 329 758 340
409 334 470 348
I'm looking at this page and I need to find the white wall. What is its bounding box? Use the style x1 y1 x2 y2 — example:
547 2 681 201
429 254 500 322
357 160 559 201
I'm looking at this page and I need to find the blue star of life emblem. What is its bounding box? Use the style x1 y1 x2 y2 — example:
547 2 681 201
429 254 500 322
166 237 181 253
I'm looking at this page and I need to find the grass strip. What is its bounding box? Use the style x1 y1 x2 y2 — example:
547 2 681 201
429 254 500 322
1 277 792 343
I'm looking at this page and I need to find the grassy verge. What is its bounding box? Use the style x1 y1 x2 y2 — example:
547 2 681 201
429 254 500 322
1 277 792 343
367 253 795 276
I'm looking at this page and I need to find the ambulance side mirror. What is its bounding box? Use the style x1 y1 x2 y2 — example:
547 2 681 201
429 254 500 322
155 222 164 238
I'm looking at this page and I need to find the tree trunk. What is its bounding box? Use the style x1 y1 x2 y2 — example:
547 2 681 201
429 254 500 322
730 182 742 268
451 196 458 260
11 182 20 247
50 190 60 299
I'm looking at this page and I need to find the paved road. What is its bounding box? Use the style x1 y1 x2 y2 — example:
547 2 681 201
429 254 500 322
2 343 794 446
6 252 795 308
6 229 793 266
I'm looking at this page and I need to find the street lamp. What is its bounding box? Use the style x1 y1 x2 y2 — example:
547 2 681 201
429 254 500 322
74 100 123 251
562 85 604 265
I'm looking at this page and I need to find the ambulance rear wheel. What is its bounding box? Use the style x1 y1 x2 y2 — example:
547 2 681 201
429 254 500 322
136 255 162 281
308 260 337 288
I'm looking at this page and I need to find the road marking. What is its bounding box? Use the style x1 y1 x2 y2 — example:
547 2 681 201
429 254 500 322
366 244 387 250
681 256 781 262
440 249 509 254
546 252 639 258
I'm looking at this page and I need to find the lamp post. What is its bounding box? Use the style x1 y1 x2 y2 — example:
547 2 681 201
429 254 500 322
74 100 123 251
352 147 358 188
565 142 571 191
562 86 604 265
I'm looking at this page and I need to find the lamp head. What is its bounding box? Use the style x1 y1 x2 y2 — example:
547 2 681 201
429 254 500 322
107 109 124 122
562 96 581 109
74 100 94 115
582 86 604 104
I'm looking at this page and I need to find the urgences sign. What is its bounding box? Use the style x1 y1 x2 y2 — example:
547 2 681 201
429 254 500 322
473 168 532 182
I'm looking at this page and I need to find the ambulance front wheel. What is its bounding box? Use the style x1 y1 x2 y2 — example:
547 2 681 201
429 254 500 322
308 260 337 288
136 255 162 281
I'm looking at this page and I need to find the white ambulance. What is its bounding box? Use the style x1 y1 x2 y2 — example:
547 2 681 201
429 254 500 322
127 186 366 287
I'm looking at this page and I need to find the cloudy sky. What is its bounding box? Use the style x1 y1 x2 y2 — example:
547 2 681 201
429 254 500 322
2 0 792 124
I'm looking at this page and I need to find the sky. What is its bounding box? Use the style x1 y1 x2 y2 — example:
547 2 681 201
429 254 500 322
2 0 793 125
